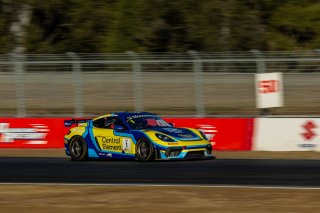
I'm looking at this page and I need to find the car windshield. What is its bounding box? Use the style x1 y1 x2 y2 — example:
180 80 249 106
126 116 171 130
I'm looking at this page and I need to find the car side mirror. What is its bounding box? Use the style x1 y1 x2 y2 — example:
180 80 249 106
114 125 125 132
169 123 174 127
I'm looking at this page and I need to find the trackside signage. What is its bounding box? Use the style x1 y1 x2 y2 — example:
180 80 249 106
255 72 284 108
0 118 69 148
0 117 255 150
254 118 320 151
164 118 254 150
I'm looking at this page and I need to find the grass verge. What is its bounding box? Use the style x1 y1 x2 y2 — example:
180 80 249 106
0 185 319 213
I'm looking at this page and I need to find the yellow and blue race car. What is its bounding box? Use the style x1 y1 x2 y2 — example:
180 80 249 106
64 112 214 161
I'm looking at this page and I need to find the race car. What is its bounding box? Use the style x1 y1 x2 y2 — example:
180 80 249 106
64 112 214 161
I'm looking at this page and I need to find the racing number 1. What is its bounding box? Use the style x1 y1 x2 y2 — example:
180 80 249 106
122 138 131 152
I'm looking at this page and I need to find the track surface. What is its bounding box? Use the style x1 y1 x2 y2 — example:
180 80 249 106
1 157 320 187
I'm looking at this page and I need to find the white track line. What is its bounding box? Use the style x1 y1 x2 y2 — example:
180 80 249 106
0 183 320 190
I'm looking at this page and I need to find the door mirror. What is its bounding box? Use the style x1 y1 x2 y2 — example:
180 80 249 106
114 125 125 132
169 123 174 127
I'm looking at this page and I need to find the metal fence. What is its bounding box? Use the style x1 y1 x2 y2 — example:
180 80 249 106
2 50 320 117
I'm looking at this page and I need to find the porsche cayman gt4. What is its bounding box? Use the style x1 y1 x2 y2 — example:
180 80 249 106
64 112 214 161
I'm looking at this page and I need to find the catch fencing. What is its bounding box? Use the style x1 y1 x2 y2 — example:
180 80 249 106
1 51 320 117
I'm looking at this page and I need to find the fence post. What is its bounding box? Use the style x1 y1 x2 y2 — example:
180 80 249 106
127 51 143 112
188 50 205 117
67 52 84 118
12 53 26 117
251 49 271 115
251 49 266 74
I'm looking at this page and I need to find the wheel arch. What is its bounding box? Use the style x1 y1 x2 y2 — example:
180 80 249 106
69 135 84 145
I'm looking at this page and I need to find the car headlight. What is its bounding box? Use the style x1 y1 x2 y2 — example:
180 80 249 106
206 144 213 154
155 133 175 142
199 130 208 140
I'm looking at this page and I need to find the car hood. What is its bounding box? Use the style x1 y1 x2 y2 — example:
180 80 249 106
150 127 202 141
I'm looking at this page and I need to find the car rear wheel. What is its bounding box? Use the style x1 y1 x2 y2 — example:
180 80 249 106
136 138 155 162
69 136 88 161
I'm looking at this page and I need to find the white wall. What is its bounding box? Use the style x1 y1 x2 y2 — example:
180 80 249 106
254 118 320 151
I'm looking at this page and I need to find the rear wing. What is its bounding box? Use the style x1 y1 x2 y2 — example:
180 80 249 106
64 119 91 127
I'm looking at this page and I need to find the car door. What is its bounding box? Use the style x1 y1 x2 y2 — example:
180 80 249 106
92 116 134 154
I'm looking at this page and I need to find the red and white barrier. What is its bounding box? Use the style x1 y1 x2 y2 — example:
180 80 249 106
0 117 255 150
0 118 69 148
164 118 254 150
1 117 319 151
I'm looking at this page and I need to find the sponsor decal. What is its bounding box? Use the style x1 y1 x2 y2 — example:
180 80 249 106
126 114 156 120
168 142 178 145
122 138 131 153
102 137 120 143
101 137 121 151
178 134 193 138
164 128 183 134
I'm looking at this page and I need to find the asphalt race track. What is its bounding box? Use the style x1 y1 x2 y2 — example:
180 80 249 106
0 157 320 187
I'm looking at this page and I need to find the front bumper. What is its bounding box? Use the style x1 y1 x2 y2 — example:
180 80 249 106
158 146 215 160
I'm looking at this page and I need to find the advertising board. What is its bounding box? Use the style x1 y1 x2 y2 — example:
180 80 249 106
0 117 255 150
164 118 254 150
255 72 284 108
0 118 68 148
254 118 320 151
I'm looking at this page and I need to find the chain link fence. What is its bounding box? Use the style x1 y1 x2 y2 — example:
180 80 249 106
1 51 320 117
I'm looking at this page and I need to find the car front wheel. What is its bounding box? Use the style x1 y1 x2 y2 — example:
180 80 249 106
136 138 155 162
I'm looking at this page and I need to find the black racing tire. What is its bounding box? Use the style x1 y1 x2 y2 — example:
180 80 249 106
69 136 88 161
136 138 155 162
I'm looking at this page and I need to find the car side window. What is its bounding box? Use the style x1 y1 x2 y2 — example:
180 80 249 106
93 117 125 129
93 118 105 128
104 117 116 129
106 117 126 129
